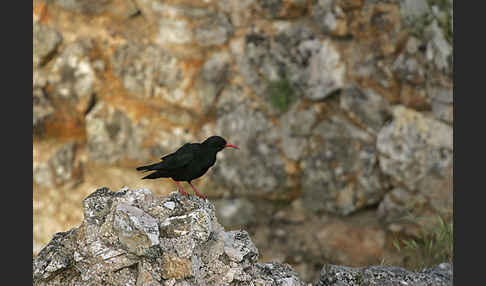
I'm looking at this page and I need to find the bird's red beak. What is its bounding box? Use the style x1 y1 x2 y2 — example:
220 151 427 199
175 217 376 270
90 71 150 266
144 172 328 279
225 143 239 150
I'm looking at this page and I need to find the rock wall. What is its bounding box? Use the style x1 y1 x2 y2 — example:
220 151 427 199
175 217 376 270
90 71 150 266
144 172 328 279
33 187 452 286
33 0 453 282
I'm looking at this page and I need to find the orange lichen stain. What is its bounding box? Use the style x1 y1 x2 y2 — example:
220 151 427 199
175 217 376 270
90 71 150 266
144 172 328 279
284 158 301 177
348 2 402 45
330 160 339 169
372 3 401 30
161 0 212 8
278 0 308 19
337 0 364 11
103 93 197 128
179 59 204 92
33 0 49 23
313 102 335 123
98 62 135 103
359 78 401 104
103 94 160 123
139 135 159 150
399 85 431 111
42 111 87 141
332 18 349 37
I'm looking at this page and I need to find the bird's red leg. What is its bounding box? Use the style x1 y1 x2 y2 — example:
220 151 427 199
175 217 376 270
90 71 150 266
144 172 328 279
172 179 189 197
188 182 206 200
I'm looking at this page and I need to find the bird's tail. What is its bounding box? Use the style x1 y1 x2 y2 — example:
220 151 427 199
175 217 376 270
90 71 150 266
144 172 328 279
141 170 166 180
136 162 161 172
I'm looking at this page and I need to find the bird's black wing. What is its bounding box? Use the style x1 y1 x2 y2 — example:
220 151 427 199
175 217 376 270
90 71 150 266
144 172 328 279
161 143 191 160
158 143 196 170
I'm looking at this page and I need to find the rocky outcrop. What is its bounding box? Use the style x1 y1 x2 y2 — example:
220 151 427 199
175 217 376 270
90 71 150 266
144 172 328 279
33 187 305 286
33 188 452 286
315 262 452 286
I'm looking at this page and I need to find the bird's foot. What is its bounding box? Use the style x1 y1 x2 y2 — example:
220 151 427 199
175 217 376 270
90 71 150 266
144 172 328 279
173 180 189 198
189 182 206 200
178 189 189 198
194 192 206 200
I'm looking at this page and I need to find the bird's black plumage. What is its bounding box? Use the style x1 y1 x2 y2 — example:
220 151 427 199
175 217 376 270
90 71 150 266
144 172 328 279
136 136 238 198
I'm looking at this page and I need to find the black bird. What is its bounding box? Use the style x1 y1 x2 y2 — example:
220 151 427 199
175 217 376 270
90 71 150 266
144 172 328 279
136 136 239 199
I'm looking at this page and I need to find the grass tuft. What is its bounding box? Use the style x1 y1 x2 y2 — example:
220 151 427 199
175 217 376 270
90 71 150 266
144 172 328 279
393 214 453 271
267 74 296 113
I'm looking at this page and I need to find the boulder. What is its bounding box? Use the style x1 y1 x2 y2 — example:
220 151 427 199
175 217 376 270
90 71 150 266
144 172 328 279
301 116 388 215
376 106 452 235
33 141 80 188
33 187 305 286
47 39 99 114
315 262 452 286
237 24 346 103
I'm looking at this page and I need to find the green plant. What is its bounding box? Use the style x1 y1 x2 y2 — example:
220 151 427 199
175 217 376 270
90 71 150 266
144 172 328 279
393 215 453 271
267 74 296 113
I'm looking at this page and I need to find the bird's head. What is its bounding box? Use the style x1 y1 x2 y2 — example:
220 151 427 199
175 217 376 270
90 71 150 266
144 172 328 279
203 136 239 152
